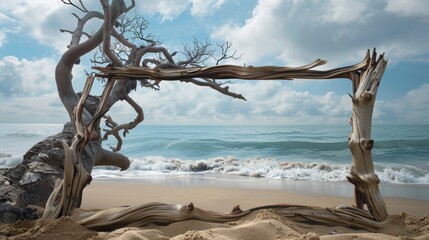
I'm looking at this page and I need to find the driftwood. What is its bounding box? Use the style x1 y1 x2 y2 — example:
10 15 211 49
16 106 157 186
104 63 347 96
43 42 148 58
347 50 388 221
93 49 388 221
93 55 369 82
43 75 116 218
41 48 389 232
72 202 382 232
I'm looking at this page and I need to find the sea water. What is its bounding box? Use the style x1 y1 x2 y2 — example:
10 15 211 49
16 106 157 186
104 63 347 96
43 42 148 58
0 123 428 185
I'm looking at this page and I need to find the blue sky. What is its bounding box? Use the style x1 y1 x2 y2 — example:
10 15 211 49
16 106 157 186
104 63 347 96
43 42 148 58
0 0 428 125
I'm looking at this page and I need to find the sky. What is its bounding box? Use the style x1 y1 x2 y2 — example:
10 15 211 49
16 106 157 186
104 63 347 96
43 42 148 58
0 0 428 125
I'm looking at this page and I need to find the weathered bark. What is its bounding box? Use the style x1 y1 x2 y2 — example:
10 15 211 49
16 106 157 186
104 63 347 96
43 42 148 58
94 56 369 82
43 75 119 218
35 1 133 219
42 76 99 218
347 50 388 221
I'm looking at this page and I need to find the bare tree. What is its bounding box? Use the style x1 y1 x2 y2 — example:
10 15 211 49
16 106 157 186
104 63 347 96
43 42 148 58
21 0 387 228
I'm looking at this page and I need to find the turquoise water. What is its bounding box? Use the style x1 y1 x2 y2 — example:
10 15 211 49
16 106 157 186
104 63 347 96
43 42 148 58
1 124 428 184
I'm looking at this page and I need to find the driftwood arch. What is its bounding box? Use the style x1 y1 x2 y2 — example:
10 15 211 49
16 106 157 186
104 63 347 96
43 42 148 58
42 48 389 231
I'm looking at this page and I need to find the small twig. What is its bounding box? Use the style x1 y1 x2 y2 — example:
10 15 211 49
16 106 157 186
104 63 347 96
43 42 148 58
61 0 89 12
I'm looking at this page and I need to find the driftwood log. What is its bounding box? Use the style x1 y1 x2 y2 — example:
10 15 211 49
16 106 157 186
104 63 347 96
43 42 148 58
72 203 382 232
41 48 389 231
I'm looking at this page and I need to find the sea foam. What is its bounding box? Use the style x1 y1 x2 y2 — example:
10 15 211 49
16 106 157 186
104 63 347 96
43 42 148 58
91 156 429 184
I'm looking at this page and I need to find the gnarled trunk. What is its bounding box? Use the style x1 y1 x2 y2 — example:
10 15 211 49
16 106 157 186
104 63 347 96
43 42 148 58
347 50 388 221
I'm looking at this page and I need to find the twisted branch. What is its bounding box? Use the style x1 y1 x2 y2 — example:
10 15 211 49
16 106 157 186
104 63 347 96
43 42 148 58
103 95 144 152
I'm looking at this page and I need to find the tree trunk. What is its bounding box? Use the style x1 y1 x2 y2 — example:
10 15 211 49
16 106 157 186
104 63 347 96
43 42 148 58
347 50 388 221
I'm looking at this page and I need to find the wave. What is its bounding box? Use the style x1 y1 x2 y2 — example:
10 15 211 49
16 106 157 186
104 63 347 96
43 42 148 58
0 152 23 168
92 156 429 184
5 133 40 138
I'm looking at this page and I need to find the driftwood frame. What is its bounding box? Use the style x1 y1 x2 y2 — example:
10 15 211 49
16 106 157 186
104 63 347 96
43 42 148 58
42 49 389 231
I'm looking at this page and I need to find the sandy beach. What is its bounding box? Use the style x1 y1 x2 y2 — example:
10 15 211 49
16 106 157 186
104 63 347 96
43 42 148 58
2 178 428 240
81 180 429 217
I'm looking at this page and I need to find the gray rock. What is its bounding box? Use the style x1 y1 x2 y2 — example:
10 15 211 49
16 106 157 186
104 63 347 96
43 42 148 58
0 124 73 223
0 97 102 223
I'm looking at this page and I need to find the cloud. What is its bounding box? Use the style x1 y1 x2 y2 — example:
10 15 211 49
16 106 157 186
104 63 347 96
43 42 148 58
0 32 5 48
138 0 227 21
138 0 189 21
386 0 429 17
375 83 429 124
0 1 103 53
107 81 352 125
94 81 429 125
211 0 429 66
0 11 15 47
190 0 226 17
0 56 57 97
321 0 372 23
0 92 68 123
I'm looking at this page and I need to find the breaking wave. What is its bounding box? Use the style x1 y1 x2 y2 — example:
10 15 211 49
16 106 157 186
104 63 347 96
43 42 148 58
0 152 22 168
92 156 429 184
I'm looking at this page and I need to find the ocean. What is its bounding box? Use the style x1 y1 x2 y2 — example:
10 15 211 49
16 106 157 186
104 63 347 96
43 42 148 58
1 123 428 186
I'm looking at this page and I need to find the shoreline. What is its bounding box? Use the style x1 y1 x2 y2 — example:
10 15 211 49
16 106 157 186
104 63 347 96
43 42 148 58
91 173 429 201
82 178 429 217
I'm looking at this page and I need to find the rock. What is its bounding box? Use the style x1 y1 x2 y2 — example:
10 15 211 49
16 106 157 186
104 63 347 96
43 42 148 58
0 96 103 223
0 124 73 223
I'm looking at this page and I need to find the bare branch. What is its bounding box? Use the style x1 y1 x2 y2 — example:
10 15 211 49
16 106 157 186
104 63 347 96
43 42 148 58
178 38 214 67
142 58 161 67
102 95 144 152
100 0 123 67
112 28 137 50
123 0 135 13
214 41 242 65
61 0 89 12
135 47 175 66
180 78 246 100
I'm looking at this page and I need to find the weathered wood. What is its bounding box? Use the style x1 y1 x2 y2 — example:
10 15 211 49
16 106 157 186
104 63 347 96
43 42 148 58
72 203 382 232
347 49 388 221
93 55 369 82
94 49 389 222
43 75 117 218
42 50 389 230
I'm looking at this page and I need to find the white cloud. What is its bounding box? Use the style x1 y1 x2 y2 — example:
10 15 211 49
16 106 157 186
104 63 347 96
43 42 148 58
139 0 227 21
375 83 429 124
211 0 429 66
0 92 67 123
92 81 429 126
322 0 372 23
0 0 103 53
0 32 5 47
108 81 352 125
139 0 189 21
190 0 226 17
0 10 15 47
386 0 429 17
0 56 57 97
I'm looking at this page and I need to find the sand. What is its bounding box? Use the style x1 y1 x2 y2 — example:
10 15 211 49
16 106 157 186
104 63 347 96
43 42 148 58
1 179 429 240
